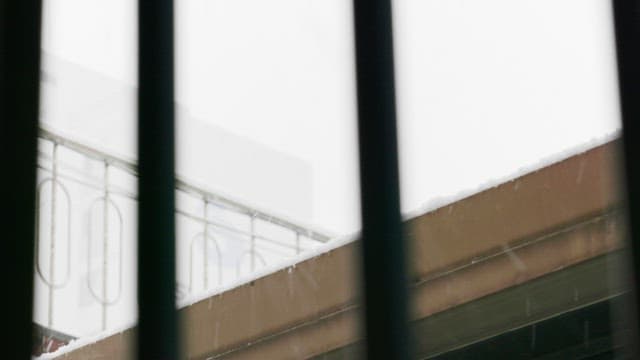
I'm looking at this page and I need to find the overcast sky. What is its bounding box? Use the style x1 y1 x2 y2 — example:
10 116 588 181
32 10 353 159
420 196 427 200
41 0 621 235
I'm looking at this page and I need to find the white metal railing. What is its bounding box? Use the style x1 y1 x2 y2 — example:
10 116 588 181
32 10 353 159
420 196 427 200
35 127 330 332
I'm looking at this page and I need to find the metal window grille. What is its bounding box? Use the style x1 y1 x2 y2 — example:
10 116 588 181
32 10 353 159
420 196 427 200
4 0 640 358
1 0 43 358
612 0 640 356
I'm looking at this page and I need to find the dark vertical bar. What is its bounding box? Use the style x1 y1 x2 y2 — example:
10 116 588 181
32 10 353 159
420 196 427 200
352 0 412 359
0 0 41 357
137 0 177 358
612 0 640 356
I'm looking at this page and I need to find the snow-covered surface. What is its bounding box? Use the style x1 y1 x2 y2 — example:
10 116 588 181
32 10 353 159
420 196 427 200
402 129 621 221
177 231 359 308
34 130 622 359
34 231 358 360
33 321 135 360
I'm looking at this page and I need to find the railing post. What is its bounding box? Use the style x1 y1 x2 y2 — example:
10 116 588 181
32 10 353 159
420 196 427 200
138 0 178 358
1 0 42 357
352 0 412 358
203 199 209 290
101 162 110 330
48 143 58 327
250 214 256 272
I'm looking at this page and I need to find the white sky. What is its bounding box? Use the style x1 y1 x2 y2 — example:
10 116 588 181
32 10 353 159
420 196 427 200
41 0 621 235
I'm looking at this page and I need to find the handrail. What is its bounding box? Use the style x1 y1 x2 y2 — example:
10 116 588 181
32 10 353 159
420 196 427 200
39 126 330 243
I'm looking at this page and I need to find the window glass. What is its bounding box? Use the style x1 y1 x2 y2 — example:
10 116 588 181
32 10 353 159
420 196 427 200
33 0 633 359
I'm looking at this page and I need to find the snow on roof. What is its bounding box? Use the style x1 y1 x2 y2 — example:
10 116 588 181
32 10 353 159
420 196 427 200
34 230 358 360
32 322 134 360
402 129 621 221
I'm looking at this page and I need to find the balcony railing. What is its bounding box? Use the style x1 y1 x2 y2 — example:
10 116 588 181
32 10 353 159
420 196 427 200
34 126 330 333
